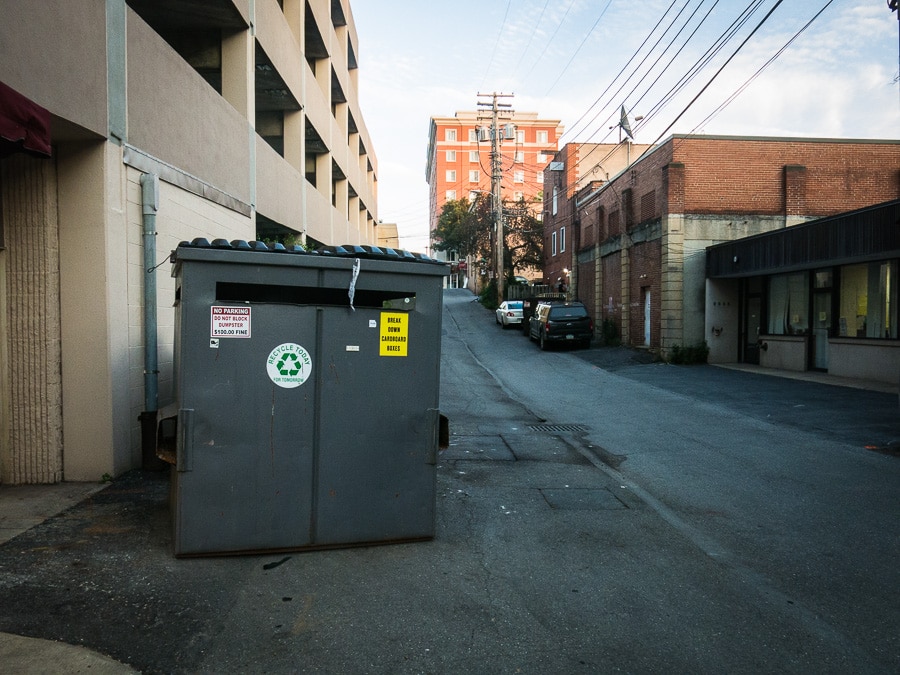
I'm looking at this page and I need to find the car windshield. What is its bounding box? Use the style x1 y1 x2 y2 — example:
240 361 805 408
550 306 588 319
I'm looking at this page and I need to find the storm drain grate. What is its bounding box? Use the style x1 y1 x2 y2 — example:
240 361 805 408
528 424 588 433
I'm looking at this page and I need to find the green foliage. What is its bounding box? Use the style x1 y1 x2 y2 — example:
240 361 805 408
257 231 307 249
503 197 544 279
431 199 488 259
479 279 499 310
431 196 544 284
668 341 710 365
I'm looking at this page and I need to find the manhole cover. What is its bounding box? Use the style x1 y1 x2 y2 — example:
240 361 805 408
528 424 587 433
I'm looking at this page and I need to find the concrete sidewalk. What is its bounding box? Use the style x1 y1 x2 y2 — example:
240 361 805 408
0 482 137 673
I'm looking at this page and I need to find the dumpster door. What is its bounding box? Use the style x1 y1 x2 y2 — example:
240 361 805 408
314 305 438 545
173 302 317 555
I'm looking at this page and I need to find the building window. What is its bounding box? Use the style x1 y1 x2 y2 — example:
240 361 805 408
446 150 456 161
468 191 480 202
469 170 480 183
552 231 557 256
552 186 558 215
538 152 549 163
767 272 809 335
560 226 566 253
514 151 524 163
446 129 457 141
468 129 477 142
536 172 543 184
446 190 456 200
838 261 898 338
446 170 456 183
517 130 525 143
469 150 479 162
513 191 524 201
514 170 524 183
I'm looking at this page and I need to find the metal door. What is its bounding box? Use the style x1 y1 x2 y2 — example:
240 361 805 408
742 295 762 365
811 292 831 370
643 289 651 346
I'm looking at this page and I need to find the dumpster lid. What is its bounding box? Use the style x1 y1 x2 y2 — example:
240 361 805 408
173 238 445 266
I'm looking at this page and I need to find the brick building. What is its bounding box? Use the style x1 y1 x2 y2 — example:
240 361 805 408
426 111 563 289
551 135 900 370
542 142 652 291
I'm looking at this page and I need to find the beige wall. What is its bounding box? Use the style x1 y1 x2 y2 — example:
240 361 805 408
2 0 382 483
759 336 807 371
0 155 63 484
0 0 108 138
56 142 125 481
126 11 252 204
828 340 900 384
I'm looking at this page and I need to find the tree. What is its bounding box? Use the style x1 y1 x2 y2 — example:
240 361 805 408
431 198 491 260
431 195 544 287
502 198 543 282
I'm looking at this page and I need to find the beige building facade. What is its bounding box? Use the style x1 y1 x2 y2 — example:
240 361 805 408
0 0 379 484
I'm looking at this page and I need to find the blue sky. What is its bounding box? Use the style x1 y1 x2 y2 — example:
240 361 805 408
351 1 900 253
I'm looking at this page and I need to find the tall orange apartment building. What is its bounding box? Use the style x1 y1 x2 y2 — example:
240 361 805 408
426 111 563 283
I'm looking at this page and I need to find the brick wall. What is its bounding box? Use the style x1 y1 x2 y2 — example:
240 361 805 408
671 137 900 215
565 137 900 351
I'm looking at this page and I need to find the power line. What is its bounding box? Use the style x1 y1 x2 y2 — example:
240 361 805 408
543 0 615 96
641 0 786 150
479 0 515 91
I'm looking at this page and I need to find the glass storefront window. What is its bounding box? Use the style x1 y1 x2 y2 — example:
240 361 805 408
838 261 898 339
815 269 832 289
767 272 809 335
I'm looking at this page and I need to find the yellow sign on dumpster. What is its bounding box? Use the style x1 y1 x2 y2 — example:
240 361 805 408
380 312 408 356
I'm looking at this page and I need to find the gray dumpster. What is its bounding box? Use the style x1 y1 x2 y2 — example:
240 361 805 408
163 238 448 556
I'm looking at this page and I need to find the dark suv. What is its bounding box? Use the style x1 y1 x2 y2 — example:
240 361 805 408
528 301 594 350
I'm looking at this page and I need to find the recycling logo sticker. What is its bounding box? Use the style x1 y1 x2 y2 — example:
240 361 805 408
266 343 312 389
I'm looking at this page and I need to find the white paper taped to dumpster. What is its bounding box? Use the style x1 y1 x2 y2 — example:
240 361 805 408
266 343 312 388
211 306 251 338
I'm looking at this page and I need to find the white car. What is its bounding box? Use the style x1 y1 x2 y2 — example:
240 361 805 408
495 300 524 328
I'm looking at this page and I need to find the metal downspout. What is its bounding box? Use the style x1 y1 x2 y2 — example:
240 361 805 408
139 173 163 469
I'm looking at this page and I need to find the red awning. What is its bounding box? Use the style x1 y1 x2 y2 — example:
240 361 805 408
0 80 51 158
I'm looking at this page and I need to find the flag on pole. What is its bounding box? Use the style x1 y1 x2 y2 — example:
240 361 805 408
620 105 633 140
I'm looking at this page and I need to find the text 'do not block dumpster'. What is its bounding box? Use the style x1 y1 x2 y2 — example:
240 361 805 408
164 238 448 556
